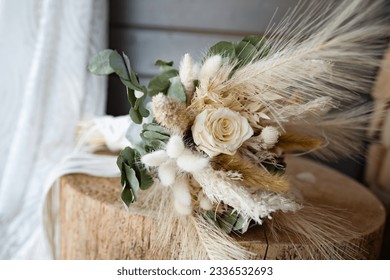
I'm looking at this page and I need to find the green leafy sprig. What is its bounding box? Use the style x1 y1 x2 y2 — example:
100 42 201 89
88 51 185 206
116 147 153 207
206 35 269 68
141 122 171 153
88 49 149 124
147 60 187 102
207 208 251 234
89 52 187 126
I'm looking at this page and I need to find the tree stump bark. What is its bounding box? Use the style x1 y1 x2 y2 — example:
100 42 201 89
59 157 385 259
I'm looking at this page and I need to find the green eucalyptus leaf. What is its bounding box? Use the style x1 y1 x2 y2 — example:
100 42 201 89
123 53 143 87
124 165 139 192
122 52 132 74
88 49 115 75
140 122 170 148
148 75 171 96
109 50 130 80
148 69 179 96
155 59 175 73
155 59 174 67
233 215 250 232
167 76 187 103
235 41 258 66
121 184 135 207
145 140 166 152
242 35 270 58
206 211 220 226
218 210 239 234
142 130 170 141
118 163 126 185
133 95 149 118
117 146 154 206
129 107 143 124
206 41 236 59
127 87 136 107
120 76 143 92
119 147 136 164
143 123 170 136
242 35 263 48
130 71 142 89
134 163 154 190
136 96 150 118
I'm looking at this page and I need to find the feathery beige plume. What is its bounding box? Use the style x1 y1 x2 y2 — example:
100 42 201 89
190 0 389 160
275 133 324 154
179 53 198 103
264 204 362 259
285 104 373 160
211 153 289 193
131 182 251 259
152 93 193 134
192 166 299 224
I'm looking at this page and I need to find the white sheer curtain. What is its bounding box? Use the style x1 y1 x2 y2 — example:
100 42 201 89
0 0 108 259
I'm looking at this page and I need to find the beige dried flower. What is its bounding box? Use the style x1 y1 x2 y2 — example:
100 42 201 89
152 93 192 134
192 107 253 157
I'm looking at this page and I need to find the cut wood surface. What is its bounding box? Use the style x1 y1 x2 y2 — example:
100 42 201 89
372 46 390 100
365 143 386 187
378 149 390 191
60 157 385 260
381 112 390 148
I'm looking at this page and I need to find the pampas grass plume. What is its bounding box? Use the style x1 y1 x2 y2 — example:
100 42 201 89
174 200 192 215
179 53 197 98
173 177 192 207
177 150 209 172
141 150 168 167
158 160 176 186
199 195 213 211
260 126 280 148
166 135 185 158
199 55 222 85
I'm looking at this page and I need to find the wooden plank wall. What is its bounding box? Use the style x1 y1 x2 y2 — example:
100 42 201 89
107 0 299 115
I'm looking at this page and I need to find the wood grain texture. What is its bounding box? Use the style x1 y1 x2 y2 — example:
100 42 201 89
60 157 385 259
366 44 390 258
372 46 390 100
378 150 390 191
365 143 386 187
381 112 390 148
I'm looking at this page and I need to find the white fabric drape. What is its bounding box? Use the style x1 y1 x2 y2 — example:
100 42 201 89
0 0 108 259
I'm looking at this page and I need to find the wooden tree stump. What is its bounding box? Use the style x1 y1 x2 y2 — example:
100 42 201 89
59 157 385 259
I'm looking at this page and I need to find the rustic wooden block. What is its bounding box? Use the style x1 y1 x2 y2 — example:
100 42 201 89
60 157 385 260
372 46 390 100
378 149 390 192
368 101 388 138
381 112 390 148
365 143 386 186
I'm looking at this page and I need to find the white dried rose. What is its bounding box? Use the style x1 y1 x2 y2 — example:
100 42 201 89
192 107 253 157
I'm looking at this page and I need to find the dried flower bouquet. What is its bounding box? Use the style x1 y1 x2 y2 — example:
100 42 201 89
88 0 389 259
